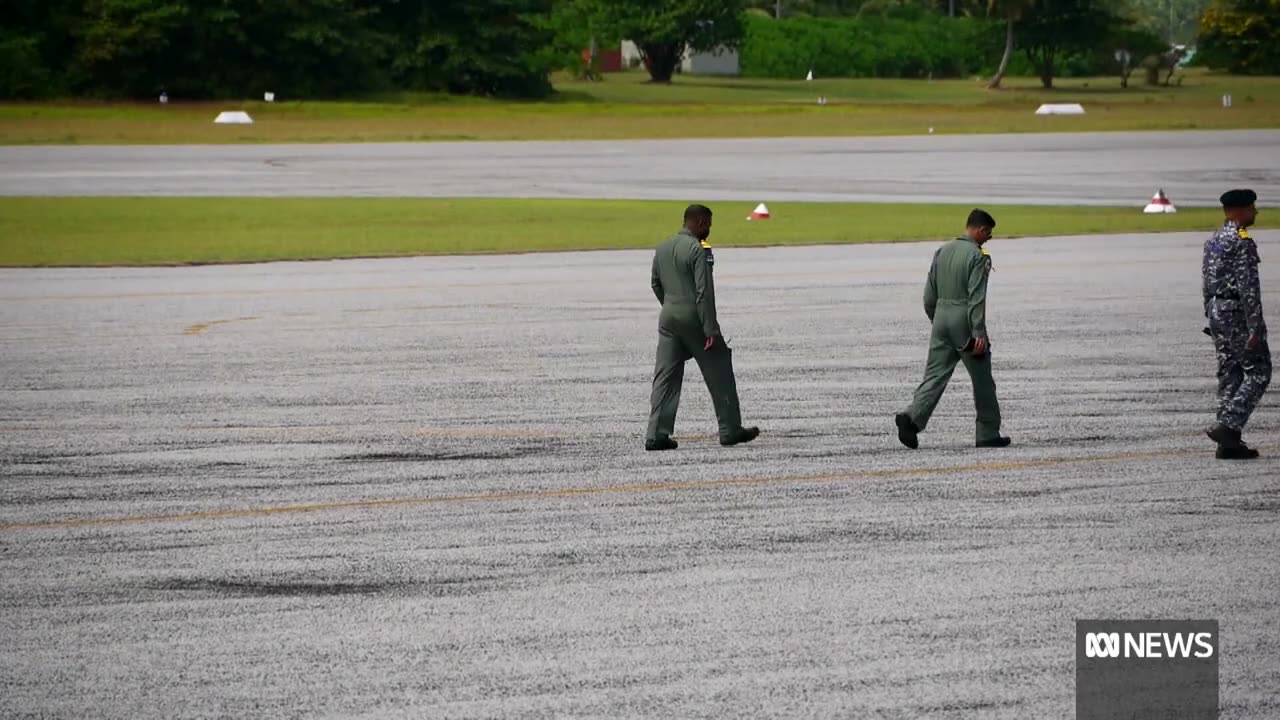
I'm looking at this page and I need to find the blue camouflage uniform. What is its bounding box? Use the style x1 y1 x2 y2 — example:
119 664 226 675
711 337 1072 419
1203 219 1271 432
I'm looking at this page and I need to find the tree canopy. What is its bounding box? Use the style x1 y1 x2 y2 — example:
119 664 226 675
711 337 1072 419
0 0 1261 101
1198 0 1280 74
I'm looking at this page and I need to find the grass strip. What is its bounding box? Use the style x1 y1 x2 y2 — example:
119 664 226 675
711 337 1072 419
0 197 1254 267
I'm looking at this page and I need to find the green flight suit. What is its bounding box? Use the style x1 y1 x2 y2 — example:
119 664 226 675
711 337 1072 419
903 236 1002 442
646 228 744 443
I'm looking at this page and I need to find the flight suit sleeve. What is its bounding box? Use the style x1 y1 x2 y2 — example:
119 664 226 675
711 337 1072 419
651 253 664 304
1242 237 1265 338
967 253 989 339
924 249 939 322
691 244 721 338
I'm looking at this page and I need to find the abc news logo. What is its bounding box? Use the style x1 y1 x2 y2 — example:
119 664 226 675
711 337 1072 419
1076 621 1218 720
1084 631 1215 659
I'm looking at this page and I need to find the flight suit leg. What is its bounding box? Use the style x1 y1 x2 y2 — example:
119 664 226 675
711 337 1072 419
647 326 691 442
907 332 961 431
960 349 1002 442
690 335 744 441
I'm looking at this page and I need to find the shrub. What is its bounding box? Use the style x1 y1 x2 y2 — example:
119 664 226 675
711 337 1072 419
740 14 1001 79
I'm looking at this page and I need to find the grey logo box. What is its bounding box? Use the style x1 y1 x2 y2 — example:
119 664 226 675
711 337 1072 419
1076 620 1219 720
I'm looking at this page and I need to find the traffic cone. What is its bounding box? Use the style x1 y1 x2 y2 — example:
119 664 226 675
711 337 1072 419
747 203 771 221
1143 189 1177 214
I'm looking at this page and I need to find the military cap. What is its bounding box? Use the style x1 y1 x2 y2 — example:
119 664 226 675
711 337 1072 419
1220 188 1257 208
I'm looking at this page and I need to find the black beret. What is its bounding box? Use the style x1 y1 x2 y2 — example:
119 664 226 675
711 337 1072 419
1220 188 1257 208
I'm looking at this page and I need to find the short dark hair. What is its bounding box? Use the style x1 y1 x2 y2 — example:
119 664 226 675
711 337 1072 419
966 208 996 229
684 204 713 224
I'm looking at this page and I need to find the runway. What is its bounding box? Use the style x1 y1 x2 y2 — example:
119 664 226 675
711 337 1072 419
3 130 1279 205
2 232 1278 717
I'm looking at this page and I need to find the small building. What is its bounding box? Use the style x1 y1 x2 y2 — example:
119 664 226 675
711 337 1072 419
682 46 739 76
621 41 740 76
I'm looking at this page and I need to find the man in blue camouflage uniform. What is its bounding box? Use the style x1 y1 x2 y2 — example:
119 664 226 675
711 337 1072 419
1203 188 1269 460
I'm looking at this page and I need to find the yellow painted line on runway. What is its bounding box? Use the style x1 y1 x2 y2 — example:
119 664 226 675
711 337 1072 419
412 428 723 441
182 316 258 336
0 446 1218 532
187 425 333 432
344 305 457 314
413 427 566 440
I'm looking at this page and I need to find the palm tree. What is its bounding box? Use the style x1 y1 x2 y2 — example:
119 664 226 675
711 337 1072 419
986 0 1035 89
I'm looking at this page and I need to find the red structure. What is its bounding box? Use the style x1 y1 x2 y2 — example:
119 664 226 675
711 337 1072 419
581 48 623 73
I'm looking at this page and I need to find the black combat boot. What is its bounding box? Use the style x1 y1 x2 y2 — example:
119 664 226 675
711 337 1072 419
1206 423 1242 448
720 426 760 446
895 413 919 449
645 436 678 451
976 436 1012 448
1216 442 1259 460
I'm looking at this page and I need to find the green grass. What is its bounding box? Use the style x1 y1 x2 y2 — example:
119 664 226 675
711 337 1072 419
2 69 1277 144
0 197 1260 267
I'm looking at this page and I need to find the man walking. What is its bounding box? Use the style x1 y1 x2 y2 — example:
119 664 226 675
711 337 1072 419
1204 189 1269 459
895 209 1010 449
646 204 759 451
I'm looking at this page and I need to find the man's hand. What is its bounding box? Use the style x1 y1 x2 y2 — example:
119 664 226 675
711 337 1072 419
1247 334 1261 351
705 336 717 351
971 336 988 356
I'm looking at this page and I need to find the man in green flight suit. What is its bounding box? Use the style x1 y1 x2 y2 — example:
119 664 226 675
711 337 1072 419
895 209 1010 449
645 204 760 451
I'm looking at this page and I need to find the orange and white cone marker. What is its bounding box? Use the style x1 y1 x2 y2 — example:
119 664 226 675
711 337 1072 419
1143 189 1177 214
747 203 771 221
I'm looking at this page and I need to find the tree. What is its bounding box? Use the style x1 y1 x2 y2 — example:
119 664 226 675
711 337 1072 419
381 0 556 98
1119 0 1212 44
1 0 561 100
0 0 79 97
70 0 395 99
587 0 747 83
73 0 189 97
1198 0 1280 75
1018 0 1117 88
985 0 1035 88
1110 26 1171 86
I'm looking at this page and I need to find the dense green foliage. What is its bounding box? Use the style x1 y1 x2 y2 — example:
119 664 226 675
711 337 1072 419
1018 0 1120 88
740 15 997 78
1 0 555 100
739 10 1170 84
1198 0 1280 74
0 0 1263 101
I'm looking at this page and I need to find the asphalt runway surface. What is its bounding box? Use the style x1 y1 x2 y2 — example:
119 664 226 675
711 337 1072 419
2 231 1279 718
3 130 1280 205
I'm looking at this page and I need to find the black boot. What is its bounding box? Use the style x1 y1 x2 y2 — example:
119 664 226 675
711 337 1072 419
645 436 678 451
1207 423 1242 448
720 426 760 446
976 436 1012 448
1216 442 1259 460
895 413 919 449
